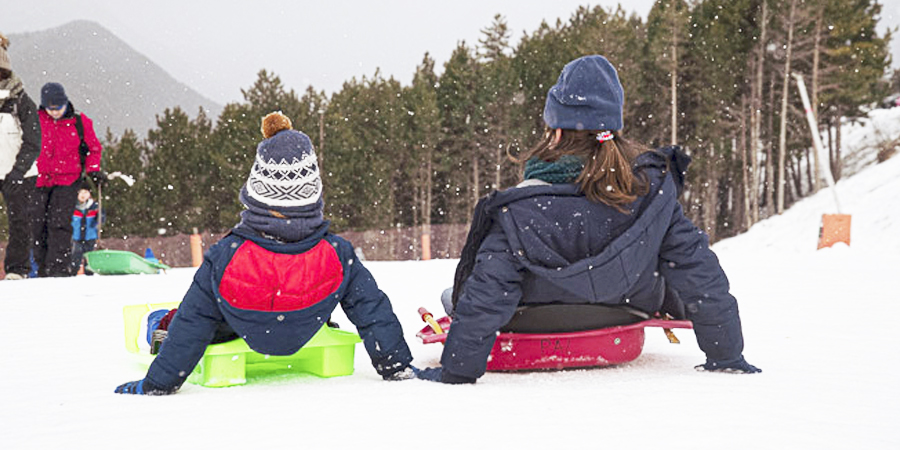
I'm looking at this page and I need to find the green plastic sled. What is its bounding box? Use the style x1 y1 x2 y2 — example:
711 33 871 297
85 249 171 275
123 302 363 388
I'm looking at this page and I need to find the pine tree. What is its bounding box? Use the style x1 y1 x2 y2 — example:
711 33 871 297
477 14 518 191
642 1 690 147
404 53 441 257
436 42 483 221
100 128 150 236
144 107 208 234
819 0 892 180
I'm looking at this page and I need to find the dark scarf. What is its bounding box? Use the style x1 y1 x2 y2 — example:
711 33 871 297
236 186 325 243
523 155 584 184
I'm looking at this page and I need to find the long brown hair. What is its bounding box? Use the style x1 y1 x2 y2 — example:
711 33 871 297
516 128 650 212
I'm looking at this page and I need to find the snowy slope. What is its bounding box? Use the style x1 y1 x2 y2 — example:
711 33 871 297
2 160 899 448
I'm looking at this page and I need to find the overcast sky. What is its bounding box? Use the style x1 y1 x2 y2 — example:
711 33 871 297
2 0 897 105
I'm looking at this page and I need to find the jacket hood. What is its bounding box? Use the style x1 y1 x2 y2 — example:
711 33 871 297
489 146 689 303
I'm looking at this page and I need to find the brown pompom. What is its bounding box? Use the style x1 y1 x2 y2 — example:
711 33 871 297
261 111 292 139
0 33 9 50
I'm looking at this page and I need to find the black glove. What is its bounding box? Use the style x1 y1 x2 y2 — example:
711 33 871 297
114 378 176 395
88 170 107 187
417 367 476 384
695 356 761 374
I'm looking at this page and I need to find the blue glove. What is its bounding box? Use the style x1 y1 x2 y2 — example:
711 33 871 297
695 356 761 374
417 367 443 382
114 378 176 395
417 367 476 384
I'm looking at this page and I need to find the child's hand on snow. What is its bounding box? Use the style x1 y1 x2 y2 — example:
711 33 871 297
114 378 176 395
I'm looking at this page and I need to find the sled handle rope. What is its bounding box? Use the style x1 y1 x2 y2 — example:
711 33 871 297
418 307 444 335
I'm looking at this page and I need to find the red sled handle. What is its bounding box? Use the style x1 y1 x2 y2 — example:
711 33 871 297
415 316 692 345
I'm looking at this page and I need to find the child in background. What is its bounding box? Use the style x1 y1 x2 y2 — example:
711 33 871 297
71 185 99 275
115 112 416 395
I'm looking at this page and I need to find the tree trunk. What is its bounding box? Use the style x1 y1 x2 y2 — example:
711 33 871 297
805 147 814 192
765 61 776 217
671 1 679 145
791 152 803 200
423 144 433 260
810 11 822 192
776 0 797 214
750 0 769 224
833 116 842 181
827 115 834 167
472 149 480 212
704 145 719 243
740 95 751 231
412 169 421 261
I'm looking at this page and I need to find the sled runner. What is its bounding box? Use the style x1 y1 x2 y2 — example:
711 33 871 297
123 302 362 387
85 249 171 275
417 304 692 371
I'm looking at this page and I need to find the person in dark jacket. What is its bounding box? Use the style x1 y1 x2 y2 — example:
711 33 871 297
419 55 761 384
70 185 99 275
115 112 416 395
0 32 40 280
33 82 104 277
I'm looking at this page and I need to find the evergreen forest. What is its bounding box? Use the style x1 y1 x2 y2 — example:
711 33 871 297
33 0 900 246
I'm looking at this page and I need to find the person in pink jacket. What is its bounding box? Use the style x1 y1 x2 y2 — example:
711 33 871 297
33 82 103 277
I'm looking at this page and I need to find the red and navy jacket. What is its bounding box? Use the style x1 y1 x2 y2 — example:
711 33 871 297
71 200 100 241
145 222 412 390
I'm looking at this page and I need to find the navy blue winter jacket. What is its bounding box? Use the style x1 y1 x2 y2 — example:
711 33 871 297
442 147 745 379
145 222 412 390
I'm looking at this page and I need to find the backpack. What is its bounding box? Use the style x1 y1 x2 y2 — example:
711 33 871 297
73 113 91 174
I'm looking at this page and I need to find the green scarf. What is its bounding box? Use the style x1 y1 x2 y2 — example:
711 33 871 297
523 155 584 184
0 72 24 99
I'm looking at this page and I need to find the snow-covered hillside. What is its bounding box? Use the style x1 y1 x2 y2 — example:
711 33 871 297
2 127 898 449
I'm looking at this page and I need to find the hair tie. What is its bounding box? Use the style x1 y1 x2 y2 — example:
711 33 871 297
596 131 614 143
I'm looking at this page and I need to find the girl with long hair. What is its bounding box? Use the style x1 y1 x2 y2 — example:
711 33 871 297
420 55 760 384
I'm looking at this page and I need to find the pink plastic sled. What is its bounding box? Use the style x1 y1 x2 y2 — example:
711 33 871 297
416 310 692 371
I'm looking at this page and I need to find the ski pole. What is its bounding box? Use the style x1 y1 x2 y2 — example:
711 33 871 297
96 181 103 248
418 307 444 335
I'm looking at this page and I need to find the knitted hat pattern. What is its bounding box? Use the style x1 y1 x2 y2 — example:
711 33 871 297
542 55 624 131
241 112 322 210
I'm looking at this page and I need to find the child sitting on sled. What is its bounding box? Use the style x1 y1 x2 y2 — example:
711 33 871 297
116 112 416 395
419 55 761 384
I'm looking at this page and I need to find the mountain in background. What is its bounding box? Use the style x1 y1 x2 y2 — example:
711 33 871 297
7 20 222 138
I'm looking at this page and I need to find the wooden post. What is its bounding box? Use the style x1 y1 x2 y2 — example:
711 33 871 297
421 232 431 261
190 227 203 267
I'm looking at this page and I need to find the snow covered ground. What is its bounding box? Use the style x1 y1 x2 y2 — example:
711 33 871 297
2 149 899 448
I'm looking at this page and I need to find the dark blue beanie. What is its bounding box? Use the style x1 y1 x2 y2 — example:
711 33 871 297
40 82 68 108
240 116 323 214
542 55 624 131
